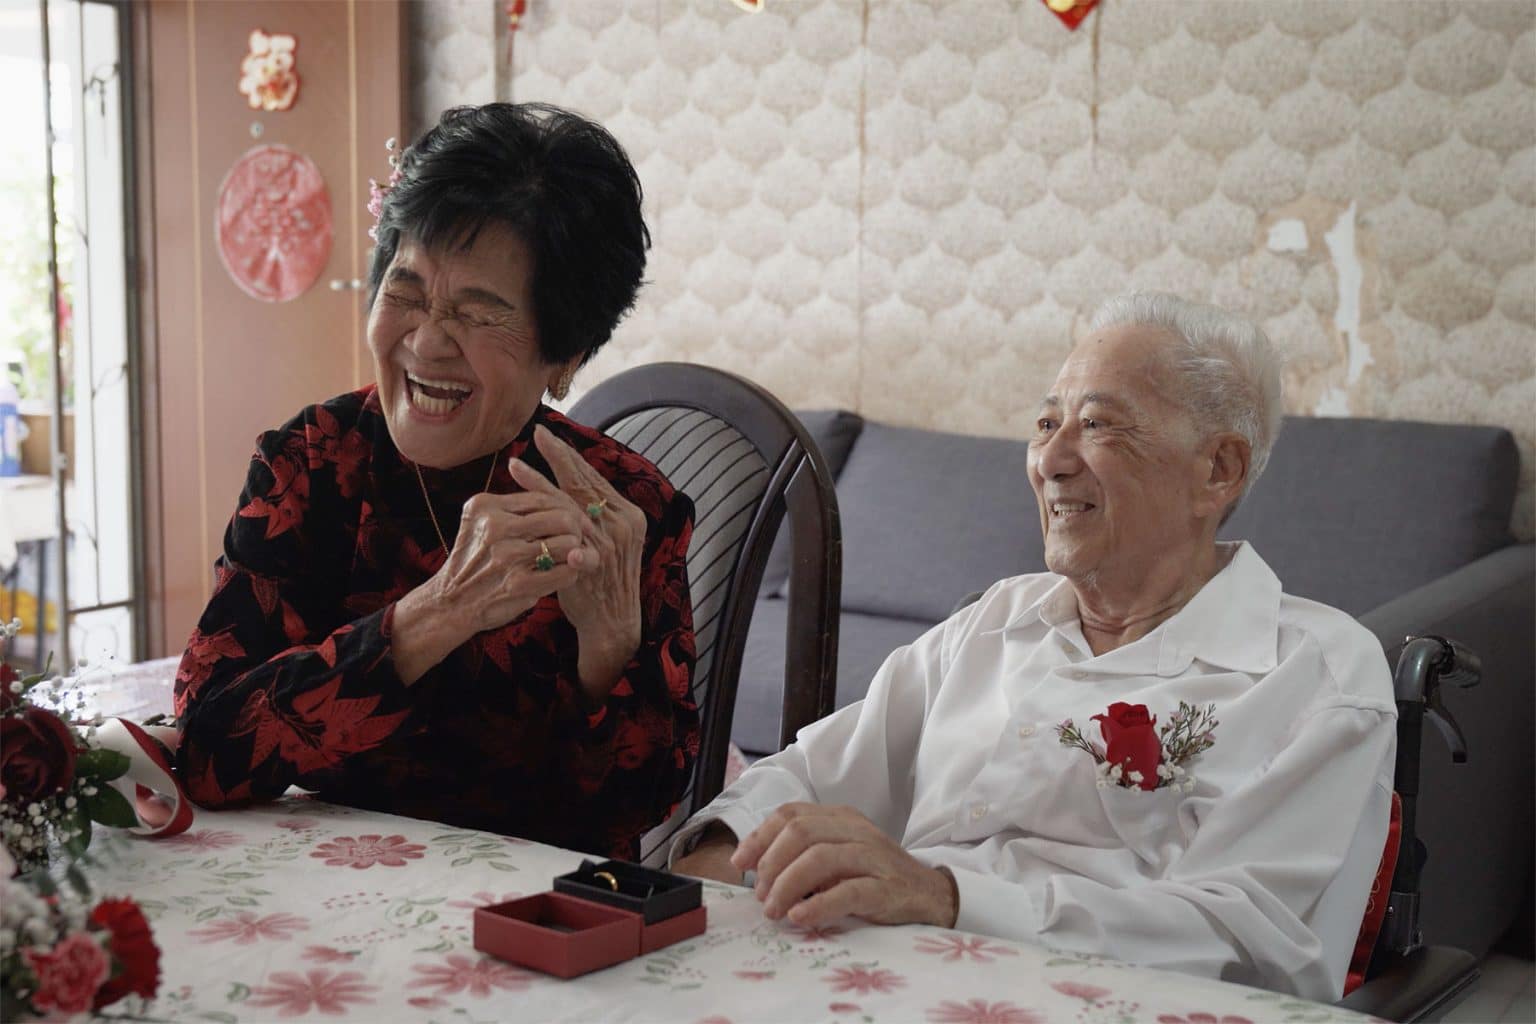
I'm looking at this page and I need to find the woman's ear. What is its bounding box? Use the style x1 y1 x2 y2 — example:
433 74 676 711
546 359 578 400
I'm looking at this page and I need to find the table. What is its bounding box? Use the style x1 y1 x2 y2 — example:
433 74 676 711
0 474 63 670
81 797 1374 1024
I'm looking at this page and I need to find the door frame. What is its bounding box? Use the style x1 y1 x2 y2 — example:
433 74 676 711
129 0 405 659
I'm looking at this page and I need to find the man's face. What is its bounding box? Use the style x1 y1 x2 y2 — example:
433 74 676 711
1027 325 1206 587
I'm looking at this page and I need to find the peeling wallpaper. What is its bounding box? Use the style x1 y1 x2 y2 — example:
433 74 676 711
408 0 1536 539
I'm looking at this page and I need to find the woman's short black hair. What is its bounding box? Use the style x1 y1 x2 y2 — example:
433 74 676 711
367 102 649 367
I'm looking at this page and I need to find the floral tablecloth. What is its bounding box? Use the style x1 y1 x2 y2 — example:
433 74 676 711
80 796 1374 1024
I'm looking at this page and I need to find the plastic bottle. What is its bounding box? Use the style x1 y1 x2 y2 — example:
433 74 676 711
0 376 20 477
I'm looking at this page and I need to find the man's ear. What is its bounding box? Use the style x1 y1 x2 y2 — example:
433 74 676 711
1194 432 1251 521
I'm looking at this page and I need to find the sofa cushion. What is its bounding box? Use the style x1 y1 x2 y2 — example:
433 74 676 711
836 422 1045 621
759 410 865 595
731 598 934 756
1220 416 1519 615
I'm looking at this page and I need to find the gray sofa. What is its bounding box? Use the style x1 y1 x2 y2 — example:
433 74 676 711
734 411 1533 961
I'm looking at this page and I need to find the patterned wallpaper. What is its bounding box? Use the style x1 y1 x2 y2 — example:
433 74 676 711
408 0 1536 539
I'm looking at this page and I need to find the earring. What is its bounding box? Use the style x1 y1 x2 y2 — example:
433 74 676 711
549 365 575 401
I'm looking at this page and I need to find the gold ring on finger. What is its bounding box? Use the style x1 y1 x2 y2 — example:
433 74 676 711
585 498 608 520
534 540 555 572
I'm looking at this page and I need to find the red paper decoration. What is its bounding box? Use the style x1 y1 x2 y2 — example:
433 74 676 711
505 1 528 69
238 30 300 112
215 145 333 303
1041 0 1100 30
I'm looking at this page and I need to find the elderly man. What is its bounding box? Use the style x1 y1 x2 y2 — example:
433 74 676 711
670 293 1396 1001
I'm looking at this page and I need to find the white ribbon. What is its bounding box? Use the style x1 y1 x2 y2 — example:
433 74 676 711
93 718 194 837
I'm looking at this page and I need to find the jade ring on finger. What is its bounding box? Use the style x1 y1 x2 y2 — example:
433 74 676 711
586 499 607 520
534 541 556 572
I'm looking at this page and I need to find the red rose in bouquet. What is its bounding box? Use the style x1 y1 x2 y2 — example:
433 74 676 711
1091 702 1161 791
0 705 80 802
90 898 162 1008
0 660 18 711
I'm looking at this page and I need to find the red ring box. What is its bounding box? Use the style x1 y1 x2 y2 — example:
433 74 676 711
473 860 708 978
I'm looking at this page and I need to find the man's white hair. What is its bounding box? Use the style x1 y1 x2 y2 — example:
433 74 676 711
1088 292 1285 500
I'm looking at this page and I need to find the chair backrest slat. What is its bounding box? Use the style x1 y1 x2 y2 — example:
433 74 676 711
607 408 768 707
569 364 841 864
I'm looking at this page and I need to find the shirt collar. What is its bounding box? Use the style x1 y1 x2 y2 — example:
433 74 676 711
1157 541 1281 675
994 541 1281 676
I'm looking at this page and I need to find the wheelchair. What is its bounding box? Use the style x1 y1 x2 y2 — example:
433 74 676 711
1339 634 1482 1022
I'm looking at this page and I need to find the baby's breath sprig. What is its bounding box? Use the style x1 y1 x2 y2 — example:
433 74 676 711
1056 719 1105 764
1159 701 1219 766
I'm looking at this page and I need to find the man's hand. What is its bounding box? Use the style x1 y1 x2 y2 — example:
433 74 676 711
671 824 745 885
731 803 959 929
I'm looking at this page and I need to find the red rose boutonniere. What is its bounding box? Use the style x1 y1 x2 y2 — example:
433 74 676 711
1056 701 1218 792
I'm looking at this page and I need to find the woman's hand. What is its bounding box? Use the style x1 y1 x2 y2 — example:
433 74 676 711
391 481 591 685
521 424 647 699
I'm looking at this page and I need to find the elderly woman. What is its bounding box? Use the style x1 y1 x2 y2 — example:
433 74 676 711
174 103 698 860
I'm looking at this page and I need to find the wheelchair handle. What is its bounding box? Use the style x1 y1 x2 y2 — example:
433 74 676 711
1393 636 1480 703
1394 636 1478 766
1433 637 1481 690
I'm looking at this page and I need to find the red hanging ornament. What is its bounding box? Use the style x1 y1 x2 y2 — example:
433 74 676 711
505 0 528 69
1040 0 1100 31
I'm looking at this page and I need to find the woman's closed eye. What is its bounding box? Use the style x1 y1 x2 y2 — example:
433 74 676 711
382 290 428 311
456 306 505 329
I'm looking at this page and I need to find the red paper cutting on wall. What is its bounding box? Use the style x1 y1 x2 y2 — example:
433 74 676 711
1041 0 1100 30
215 146 333 303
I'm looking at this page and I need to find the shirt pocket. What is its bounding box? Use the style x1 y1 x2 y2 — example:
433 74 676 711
1095 783 1188 873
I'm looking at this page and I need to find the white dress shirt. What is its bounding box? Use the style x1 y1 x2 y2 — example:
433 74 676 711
672 542 1396 1002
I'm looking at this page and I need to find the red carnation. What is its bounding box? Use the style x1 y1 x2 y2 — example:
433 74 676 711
0 705 79 802
89 898 162 1008
1092 702 1162 791
22 931 110 1015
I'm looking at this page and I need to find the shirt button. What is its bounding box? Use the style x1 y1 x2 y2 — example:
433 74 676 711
970 803 988 820
1018 724 1036 738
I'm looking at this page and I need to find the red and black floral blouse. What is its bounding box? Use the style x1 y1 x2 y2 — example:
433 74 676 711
174 386 699 860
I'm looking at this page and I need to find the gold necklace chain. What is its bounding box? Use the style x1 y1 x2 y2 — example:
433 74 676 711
412 454 499 556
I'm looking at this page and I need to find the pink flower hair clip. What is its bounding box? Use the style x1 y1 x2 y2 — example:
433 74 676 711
366 137 403 241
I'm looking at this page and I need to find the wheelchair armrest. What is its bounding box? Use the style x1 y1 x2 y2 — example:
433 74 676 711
1336 945 1479 1022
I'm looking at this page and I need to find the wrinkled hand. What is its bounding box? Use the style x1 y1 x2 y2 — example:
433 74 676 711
430 486 588 635
732 804 958 929
391 474 592 685
520 425 646 693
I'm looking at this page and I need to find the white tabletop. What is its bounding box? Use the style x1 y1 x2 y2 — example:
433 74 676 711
0 474 60 546
80 795 1372 1024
